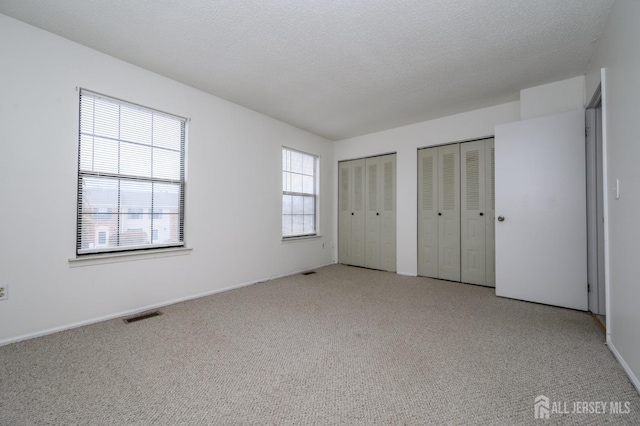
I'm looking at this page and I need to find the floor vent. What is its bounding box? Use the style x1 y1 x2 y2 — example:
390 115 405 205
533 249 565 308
124 311 162 324
301 271 317 276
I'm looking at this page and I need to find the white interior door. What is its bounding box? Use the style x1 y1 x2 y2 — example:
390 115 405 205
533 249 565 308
495 110 587 310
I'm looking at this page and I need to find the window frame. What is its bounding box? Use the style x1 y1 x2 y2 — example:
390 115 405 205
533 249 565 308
282 147 319 239
76 89 187 256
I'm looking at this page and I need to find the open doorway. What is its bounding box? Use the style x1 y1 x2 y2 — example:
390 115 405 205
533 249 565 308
586 85 606 321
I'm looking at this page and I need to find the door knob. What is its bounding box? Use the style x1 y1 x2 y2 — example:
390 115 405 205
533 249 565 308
438 212 442 216
351 212 354 216
498 216 505 222
376 212 380 216
479 212 484 216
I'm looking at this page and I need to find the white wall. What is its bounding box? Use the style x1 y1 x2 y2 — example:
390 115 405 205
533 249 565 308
334 102 520 276
586 0 640 391
0 14 334 343
520 76 586 120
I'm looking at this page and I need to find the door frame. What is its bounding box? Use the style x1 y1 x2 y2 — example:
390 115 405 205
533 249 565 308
586 85 606 316
586 70 611 336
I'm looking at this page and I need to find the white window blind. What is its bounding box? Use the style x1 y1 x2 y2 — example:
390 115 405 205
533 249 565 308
77 89 186 255
282 147 318 238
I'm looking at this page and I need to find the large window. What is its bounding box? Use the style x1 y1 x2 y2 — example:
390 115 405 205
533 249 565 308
282 147 318 238
77 89 186 255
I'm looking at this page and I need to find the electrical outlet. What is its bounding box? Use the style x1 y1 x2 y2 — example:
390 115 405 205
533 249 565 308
0 285 7 301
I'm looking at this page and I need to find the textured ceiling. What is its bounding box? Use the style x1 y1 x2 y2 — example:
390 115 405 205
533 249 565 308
0 0 614 140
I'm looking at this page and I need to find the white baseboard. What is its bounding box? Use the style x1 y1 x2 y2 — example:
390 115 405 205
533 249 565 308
607 336 640 395
0 261 338 347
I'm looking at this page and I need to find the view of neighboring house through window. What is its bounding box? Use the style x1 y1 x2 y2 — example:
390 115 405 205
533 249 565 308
77 89 186 254
282 147 318 238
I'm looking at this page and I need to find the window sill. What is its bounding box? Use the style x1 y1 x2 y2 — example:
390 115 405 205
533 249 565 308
68 247 192 267
281 235 322 243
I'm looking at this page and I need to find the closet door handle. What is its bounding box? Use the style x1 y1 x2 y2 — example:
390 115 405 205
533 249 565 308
438 212 442 216
351 212 354 216
479 212 484 216
376 212 380 216
498 216 505 222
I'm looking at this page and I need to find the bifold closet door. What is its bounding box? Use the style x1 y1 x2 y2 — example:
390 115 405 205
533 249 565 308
484 139 496 286
418 140 494 284
461 140 487 285
338 161 352 265
365 154 396 272
437 144 461 281
351 159 366 267
460 138 495 286
338 159 365 267
418 148 438 277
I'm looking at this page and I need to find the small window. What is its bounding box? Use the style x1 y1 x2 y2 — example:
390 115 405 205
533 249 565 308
95 207 112 219
148 208 163 219
282 147 318 238
97 231 107 245
127 208 143 219
77 89 186 255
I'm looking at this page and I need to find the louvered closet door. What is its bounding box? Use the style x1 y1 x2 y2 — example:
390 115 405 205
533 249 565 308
418 148 438 277
461 140 487 285
365 157 381 270
338 161 353 265
484 138 496 287
351 159 366 267
438 144 460 281
379 154 396 272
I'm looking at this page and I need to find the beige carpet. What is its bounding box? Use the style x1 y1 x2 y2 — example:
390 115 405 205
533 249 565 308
1 264 639 425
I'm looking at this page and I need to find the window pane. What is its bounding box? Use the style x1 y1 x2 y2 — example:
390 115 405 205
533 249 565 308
153 148 181 180
292 196 304 214
120 142 152 177
93 98 120 139
282 195 292 214
153 115 183 150
153 183 181 212
303 196 315 214
121 105 152 145
121 180 152 210
302 175 314 194
290 151 303 173
93 137 119 174
79 135 94 171
291 173 303 193
282 215 293 236
80 177 118 215
302 155 314 175
292 215 304 235
303 215 315 233
119 224 151 247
